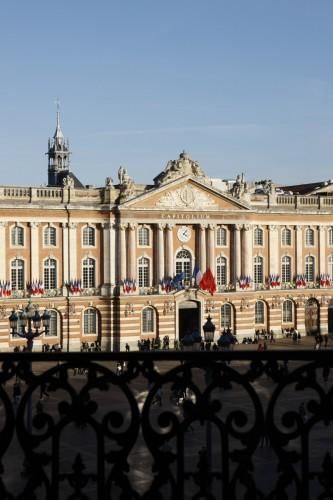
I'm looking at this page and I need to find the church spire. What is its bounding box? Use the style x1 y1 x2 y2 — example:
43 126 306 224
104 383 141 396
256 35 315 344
53 101 64 144
47 103 71 186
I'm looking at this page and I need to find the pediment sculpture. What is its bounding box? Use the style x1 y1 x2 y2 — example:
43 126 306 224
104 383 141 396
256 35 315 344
154 151 207 186
156 185 218 209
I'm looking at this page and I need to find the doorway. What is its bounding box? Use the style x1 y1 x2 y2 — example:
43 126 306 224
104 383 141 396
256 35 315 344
305 298 319 335
178 300 200 340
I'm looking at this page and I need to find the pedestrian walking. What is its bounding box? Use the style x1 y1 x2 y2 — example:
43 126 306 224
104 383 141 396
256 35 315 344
125 343 130 352
39 382 49 401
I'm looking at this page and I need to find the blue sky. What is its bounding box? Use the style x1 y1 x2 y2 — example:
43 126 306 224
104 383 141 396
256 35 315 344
1 1 333 187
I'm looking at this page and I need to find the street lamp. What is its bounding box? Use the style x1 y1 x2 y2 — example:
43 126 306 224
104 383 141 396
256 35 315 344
202 315 216 478
202 315 215 350
9 302 50 441
9 301 50 351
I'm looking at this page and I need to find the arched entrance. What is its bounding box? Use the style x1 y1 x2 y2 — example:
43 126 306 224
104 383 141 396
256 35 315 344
305 298 319 335
178 300 200 340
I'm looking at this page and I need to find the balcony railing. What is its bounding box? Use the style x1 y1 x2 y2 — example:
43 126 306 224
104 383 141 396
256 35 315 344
0 350 332 499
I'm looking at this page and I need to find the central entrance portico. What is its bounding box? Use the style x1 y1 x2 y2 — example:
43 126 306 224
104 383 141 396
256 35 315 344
178 300 201 340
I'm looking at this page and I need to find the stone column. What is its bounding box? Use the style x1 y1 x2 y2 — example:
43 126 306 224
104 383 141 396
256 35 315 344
157 223 165 282
62 222 69 290
0 223 6 282
68 222 77 281
30 222 39 281
128 223 137 280
242 224 253 278
269 225 279 276
101 223 111 295
110 222 116 288
166 224 174 277
295 226 303 276
234 224 241 283
118 223 127 281
199 224 207 273
319 226 326 277
207 224 215 271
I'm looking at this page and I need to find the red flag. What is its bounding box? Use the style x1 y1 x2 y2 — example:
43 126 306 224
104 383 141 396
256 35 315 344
200 269 216 295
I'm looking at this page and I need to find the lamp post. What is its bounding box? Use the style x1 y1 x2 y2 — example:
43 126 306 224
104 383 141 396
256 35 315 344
202 315 216 475
203 315 215 350
9 301 50 351
9 301 50 432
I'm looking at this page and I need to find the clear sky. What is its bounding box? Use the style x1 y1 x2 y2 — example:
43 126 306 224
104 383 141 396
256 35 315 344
1 0 333 187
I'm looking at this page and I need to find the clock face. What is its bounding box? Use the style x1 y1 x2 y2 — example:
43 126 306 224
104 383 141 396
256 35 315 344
178 226 191 242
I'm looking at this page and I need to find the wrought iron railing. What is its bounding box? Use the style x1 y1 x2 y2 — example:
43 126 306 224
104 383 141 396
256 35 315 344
0 350 332 499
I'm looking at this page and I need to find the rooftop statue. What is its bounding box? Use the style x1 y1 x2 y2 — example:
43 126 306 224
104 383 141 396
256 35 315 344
117 166 135 202
154 151 207 186
231 173 247 199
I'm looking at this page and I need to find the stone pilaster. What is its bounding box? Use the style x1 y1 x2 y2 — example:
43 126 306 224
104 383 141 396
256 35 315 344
199 224 207 273
0 223 7 282
296 225 303 276
166 224 174 277
29 222 39 281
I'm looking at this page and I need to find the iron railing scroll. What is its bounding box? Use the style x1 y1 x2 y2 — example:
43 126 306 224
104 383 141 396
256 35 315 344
0 350 331 499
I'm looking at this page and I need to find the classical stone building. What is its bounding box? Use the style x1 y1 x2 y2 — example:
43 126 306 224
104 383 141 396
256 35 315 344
0 113 333 351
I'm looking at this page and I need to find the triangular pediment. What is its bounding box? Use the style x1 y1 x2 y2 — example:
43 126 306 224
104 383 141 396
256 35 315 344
120 176 251 211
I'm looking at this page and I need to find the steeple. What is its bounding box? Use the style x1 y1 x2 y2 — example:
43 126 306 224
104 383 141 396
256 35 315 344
47 103 71 186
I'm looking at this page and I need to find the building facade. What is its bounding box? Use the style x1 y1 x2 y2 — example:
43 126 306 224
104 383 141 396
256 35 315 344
0 114 333 351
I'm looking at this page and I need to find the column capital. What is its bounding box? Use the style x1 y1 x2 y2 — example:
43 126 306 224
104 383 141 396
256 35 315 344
243 224 252 231
157 223 166 230
269 225 278 232
234 224 242 231
318 225 325 232
29 222 39 228
68 222 77 230
0 222 7 228
208 223 216 231
119 223 128 231
295 225 303 232
128 222 137 231
61 222 68 229
200 224 208 231
166 223 174 231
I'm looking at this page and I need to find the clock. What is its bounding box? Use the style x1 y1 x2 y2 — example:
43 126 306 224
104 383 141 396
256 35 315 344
177 226 191 242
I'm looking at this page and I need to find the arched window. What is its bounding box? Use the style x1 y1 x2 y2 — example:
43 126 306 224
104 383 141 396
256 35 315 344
82 258 96 288
216 256 227 286
11 259 24 290
281 256 291 283
253 256 264 285
328 227 333 247
329 255 333 280
46 310 59 337
11 225 24 246
216 226 227 246
83 226 95 246
138 257 150 287
281 228 291 246
254 227 263 246
305 228 314 246
142 307 155 333
305 256 315 282
175 249 192 280
221 303 232 330
138 226 150 246
44 226 56 246
44 258 57 290
84 308 97 335
255 301 265 324
282 300 293 323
